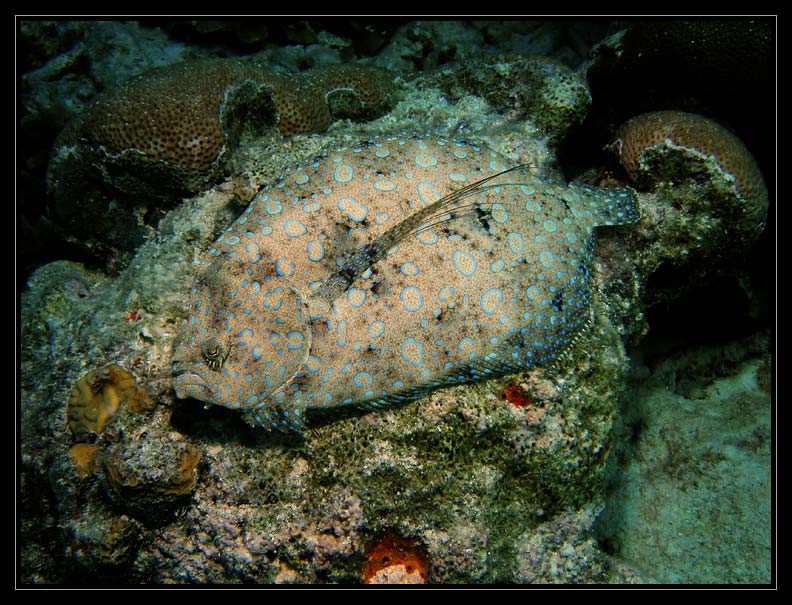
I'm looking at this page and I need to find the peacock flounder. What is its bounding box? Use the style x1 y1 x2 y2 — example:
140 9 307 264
172 134 639 432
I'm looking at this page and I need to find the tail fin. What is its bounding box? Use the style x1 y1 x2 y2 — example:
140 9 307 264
567 183 640 228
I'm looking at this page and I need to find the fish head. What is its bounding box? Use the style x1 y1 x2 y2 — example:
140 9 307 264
172 253 312 410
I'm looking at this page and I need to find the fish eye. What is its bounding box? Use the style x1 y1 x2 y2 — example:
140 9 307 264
200 339 228 371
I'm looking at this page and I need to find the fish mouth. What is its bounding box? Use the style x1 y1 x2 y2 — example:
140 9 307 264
173 371 215 401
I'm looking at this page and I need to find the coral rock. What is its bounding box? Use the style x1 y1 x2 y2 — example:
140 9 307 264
317 63 394 121
435 55 591 140
615 110 768 234
65 510 143 569
102 438 201 499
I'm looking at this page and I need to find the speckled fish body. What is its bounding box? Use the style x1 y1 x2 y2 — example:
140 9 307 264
173 134 638 431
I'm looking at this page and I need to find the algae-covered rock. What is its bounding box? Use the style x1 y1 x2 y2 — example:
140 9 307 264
65 508 143 570
101 433 201 524
433 54 591 141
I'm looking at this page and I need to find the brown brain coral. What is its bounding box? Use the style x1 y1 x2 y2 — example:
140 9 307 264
54 58 394 175
56 59 267 174
615 110 768 231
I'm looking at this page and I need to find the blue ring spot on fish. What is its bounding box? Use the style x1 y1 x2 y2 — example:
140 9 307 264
275 258 294 277
286 331 305 350
417 182 439 205
507 233 523 254
307 240 325 262
306 355 321 372
334 164 354 183
416 229 439 245
491 203 509 224
374 179 397 192
481 288 504 315
265 201 283 215
539 251 554 269
369 320 385 338
458 337 476 353
400 286 423 312
489 160 508 172
415 153 438 168
347 288 366 308
438 286 454 301
452 250 477 277
400 337 425 366
562 189 579 204
245 242 261 263
400 262 419 276
336 320 348 347
354 371 373 387
338 197 368 222
283 220 307 238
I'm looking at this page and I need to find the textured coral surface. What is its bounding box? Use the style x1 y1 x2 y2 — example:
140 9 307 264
55 60 262 173
53 58 393 174
616 110 768 226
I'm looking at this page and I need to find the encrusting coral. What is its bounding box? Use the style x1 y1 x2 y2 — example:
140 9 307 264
363 531 428 584
67 364 153 443
68 443 101 479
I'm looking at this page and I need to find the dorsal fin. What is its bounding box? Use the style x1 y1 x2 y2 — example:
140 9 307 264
313 164 534 303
